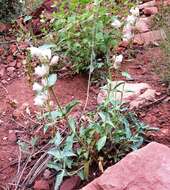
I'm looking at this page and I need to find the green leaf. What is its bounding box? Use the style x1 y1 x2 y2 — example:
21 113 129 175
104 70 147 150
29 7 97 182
54 170 65 190
39 44 56 50
48 149 62 160
50 110 63 120
68 117 76 133
84 161 90 179
77 169 85 180
48 162 62 171
96 136 107 151
122 71 133 80
65 135 74 150
23 15 32 22
47 74 57 87
18 141 29 152
53 131 62 146
98 111 107 122
64 100 79 115
44 124 51 133
65 158 73 169
30 136 38 146
122 117 132 139
131 136 144 150
63 150 76 157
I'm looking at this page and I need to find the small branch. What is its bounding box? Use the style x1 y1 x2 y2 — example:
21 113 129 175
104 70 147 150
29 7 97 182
137 95 168 110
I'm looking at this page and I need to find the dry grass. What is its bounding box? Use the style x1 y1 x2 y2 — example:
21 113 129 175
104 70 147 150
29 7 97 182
152 6 170 85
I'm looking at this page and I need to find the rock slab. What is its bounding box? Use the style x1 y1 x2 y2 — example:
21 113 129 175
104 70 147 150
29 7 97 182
97 81 156 109
82 142 170 190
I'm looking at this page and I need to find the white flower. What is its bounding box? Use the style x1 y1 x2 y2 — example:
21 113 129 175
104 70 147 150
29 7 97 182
126 15 137 25
50 55 59 66
130 7 140 17
123 31 134 42
111 18 122 29
123 23 133 33
33 82 43 92
113 55 123 69
34 94 48 106
29 47 51 60
41 78 48 86
35 64 49 77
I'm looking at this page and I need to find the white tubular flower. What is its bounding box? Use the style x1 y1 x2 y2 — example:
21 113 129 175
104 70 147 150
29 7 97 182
123 31 134 42
34 94 48 106
41 48 51 60
130 7 140 17
113 54 123 69
35 64 49 77
50 55 59 66
33 82 43 92
29 47 52 60
126 15 137 25
123 23 133 33
41 78 48 87
111 18 122 29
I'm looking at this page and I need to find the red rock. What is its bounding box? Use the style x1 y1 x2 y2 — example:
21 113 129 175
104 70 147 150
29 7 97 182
16 61 22 68
115 46 125 53
143 7 158 15
0 68 5 77
43 169 51 180
10 44 17 54
60 176 81 190
138 0 156 9
156 0 170 6
135 19 150 33
7 55 13 62
83 142 170 190
119 41 129 48
0 48 4 55
164 0 170 5
34 179 50 190
134 30 166 45
7 67 15 74
9 60 16 67
1 79 8 85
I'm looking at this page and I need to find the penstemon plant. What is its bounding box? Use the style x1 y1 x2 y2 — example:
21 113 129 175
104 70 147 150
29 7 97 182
25 2 143 190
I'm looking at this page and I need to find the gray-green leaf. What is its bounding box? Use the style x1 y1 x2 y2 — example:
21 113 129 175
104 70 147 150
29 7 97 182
68 117 76 133
53 131 62 146
96 136 107 151
55 170 65 190
48 74 57 87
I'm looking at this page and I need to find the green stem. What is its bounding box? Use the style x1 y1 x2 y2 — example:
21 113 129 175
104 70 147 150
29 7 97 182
50 87 67 120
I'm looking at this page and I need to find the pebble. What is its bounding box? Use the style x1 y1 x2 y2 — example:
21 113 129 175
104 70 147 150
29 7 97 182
34 179 50 190
60 176 81 190
9 60 17 67
0 68 5 77
16 61 22 68
0 48 4 55
8 130 17 143
143 7 158 16
1 79 8 84
43 169 51 180
7 66 15 73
